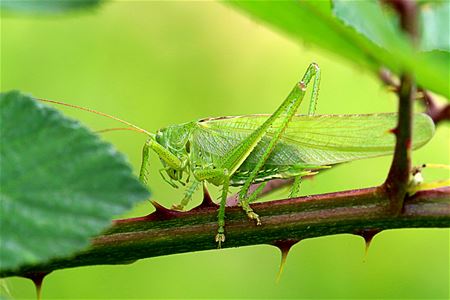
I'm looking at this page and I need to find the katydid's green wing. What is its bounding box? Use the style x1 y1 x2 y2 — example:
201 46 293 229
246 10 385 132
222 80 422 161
195 113 435 167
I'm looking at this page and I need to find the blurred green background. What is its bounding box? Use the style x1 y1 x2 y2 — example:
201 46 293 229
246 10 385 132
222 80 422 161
1 1 449 299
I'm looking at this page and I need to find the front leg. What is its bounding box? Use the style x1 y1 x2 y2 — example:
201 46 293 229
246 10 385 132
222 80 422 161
139 138 184 189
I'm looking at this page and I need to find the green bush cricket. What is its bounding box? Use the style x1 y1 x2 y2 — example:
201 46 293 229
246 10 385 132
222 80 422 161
40 63 435 247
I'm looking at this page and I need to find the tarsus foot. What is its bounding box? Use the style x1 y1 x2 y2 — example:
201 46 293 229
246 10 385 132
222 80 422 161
171 204 185 211
247 211 261 225
215 233 225 248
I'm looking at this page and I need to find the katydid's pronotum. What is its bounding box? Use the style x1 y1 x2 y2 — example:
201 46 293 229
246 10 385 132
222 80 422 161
40 63 435 247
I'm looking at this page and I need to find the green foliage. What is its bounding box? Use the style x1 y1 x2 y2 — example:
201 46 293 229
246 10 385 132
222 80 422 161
332 0 409 51
419 1 450 51
227 0 450 99
0 91 149 272
1 0 101 13
1 1 448 298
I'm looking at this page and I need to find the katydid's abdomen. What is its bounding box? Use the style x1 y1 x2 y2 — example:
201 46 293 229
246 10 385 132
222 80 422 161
192 113 434 186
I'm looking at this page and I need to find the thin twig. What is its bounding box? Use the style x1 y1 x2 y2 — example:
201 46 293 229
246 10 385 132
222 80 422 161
379 70 450 125
421 90 450 125
382 0 418 44
379 68 399 91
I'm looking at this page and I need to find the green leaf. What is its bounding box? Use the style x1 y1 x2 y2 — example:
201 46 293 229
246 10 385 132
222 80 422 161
226 0 449 99
1 0 101 14
0 91 149 272
419 2 450 52
228 1 378 73
332 0 449 97
332 0 409 51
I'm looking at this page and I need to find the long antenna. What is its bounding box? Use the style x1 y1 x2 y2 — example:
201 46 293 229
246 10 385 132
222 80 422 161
95 127 145 134
38 98 154 137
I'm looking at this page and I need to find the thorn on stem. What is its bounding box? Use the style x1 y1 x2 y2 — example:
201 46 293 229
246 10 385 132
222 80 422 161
388 127 399 135
24 271 50 300
148 201 181 221
197 185 217 209
378 68 399 89
272 239 300 283
354 229 381 260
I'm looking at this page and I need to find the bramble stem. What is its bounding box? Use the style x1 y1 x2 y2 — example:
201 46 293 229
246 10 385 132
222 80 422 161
382 0 418 214
383 74 415 214
2 186 449 278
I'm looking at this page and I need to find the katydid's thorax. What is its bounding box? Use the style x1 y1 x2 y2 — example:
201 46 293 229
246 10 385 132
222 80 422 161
155 122 196 180
156 122 195 156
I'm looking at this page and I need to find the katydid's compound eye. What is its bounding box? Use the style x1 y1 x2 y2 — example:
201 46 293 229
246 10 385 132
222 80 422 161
155 130 164 143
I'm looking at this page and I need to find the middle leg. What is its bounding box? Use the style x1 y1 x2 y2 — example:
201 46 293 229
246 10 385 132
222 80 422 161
193 167 230 247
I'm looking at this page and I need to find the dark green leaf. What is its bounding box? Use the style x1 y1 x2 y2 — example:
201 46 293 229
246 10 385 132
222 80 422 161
415 50 450 95
228 1 378 73
0 91 149 272
1 0 101 14
332 0 409 51
419 2 450 52
227 0 449 99
333 0 450 97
